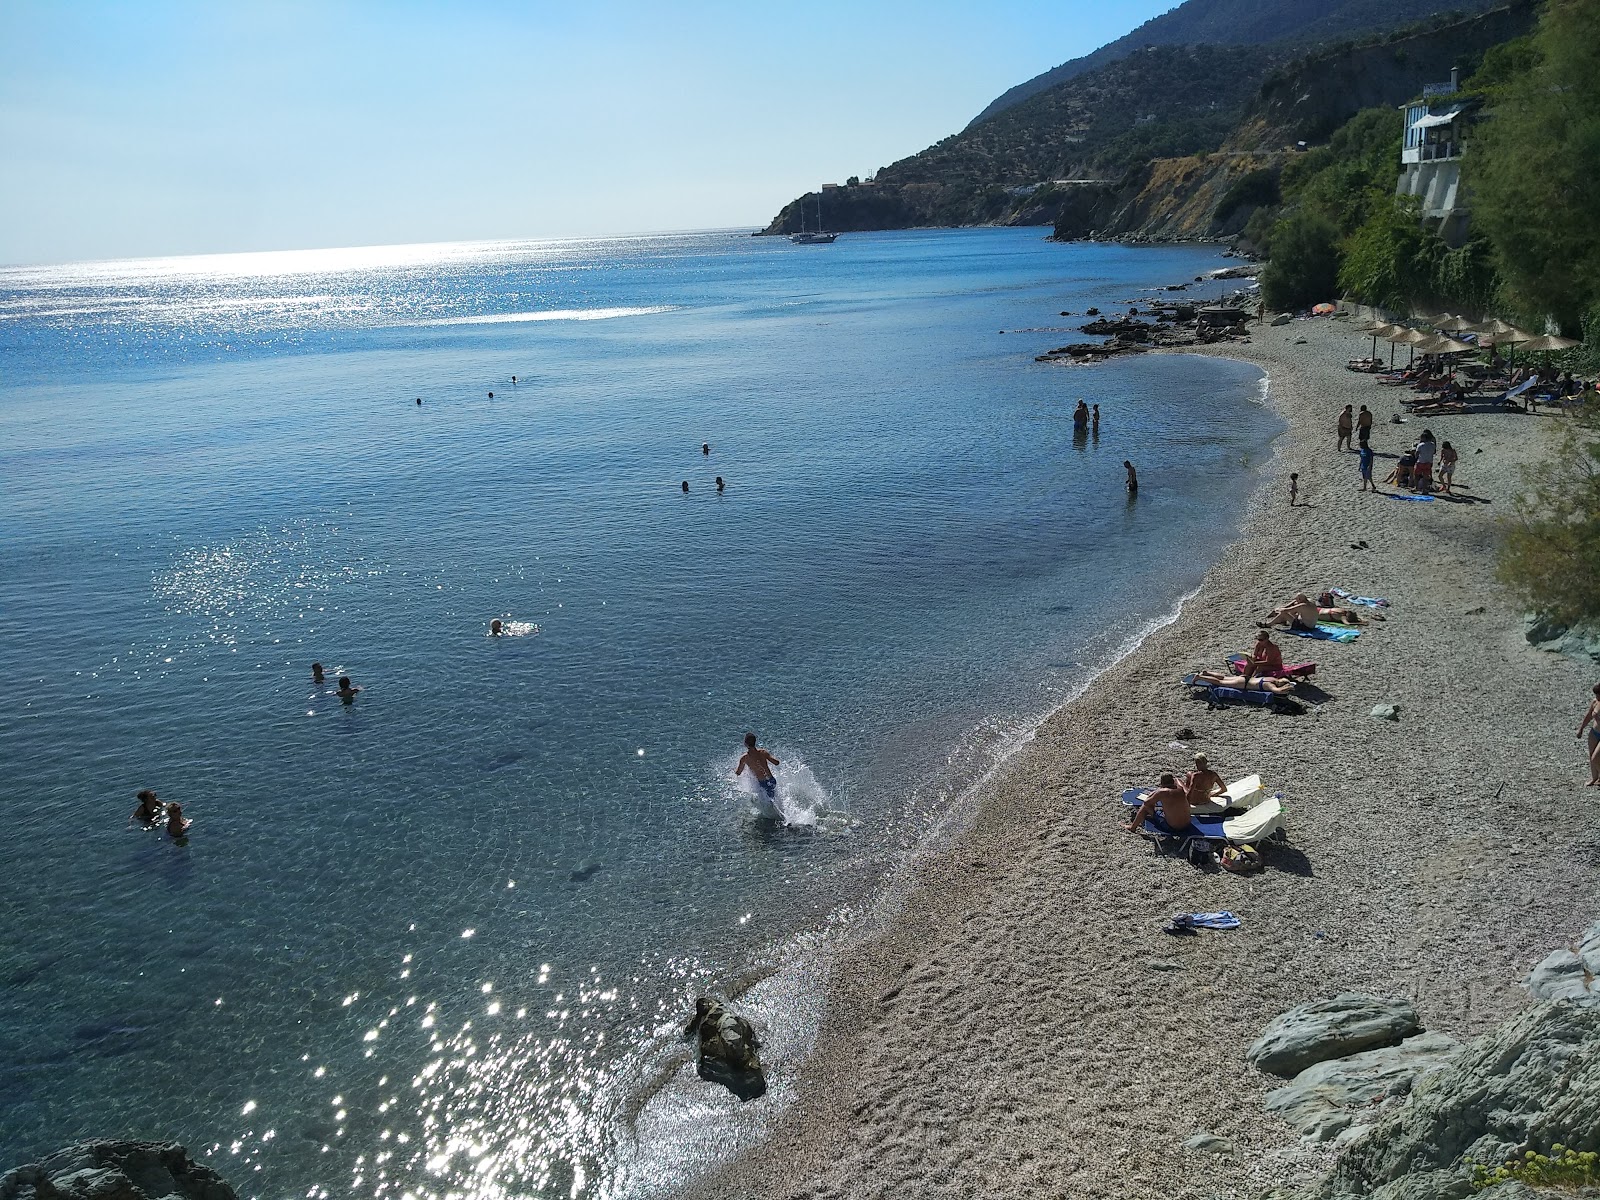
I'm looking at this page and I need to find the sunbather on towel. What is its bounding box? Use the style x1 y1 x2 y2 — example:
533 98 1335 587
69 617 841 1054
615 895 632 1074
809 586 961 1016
1193 670 1297 696
1266 593 1367 629
1126 772 1192 834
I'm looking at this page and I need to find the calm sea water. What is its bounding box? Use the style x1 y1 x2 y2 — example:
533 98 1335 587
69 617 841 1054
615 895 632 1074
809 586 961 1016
0 229 1279 1198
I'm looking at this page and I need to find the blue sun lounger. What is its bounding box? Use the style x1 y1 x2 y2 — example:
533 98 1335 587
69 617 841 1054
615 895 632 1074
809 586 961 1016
1122 789 1285 862
1183 673 1281 707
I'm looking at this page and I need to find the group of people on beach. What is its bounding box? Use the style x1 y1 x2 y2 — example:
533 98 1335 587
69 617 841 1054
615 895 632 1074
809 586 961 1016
1124 753 1225 834
1332 404 1457 496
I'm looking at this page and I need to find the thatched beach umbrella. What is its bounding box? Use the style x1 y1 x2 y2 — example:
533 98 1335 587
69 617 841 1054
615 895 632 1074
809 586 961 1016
1433 315 1475 332
1389 326 1429 365
1416 334 1475 355
1471 317 1523 336
1518 334 1580 353
1358 321 1401 358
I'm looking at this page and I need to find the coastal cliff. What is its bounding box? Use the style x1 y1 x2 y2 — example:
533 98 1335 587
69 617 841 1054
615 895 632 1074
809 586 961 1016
762 2 1537 243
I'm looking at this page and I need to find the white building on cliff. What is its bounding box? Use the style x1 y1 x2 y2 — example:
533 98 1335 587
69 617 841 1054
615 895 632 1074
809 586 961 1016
1397 68 1475 246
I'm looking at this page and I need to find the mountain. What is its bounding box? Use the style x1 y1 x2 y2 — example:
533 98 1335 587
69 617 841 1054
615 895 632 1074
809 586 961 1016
761 0 1535 239
969 0 1506 128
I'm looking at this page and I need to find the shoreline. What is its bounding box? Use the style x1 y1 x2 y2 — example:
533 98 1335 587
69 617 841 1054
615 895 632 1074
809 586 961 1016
687 317 1600 1198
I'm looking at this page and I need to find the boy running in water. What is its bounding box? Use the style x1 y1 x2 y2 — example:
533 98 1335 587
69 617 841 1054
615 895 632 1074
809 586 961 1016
735 733 781 800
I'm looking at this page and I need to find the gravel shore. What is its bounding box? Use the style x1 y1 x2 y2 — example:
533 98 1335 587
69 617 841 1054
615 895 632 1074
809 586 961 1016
689 317 1600 1199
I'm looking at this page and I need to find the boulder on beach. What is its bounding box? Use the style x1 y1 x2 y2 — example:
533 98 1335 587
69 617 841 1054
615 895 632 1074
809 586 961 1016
0 1141 235 1200
1248 993 1421 1078
1265 1030 1460 1144
1526 918 1600 1005
1309 1001 1600 1200
684 996 766 1101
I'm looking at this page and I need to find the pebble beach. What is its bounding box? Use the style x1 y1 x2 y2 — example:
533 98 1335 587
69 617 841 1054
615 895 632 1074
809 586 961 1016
693 315 1600 1200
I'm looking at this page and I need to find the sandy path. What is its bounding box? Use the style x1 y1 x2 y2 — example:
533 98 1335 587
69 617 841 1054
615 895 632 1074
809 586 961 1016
687 317 1600 1200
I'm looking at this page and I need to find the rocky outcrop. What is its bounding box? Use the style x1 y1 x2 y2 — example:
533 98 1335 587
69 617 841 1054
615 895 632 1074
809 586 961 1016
1522 615 1600 668
1248 994 1422 1078
684 996 766 1101
1265 1031 1461 1144
1309 1002 1600 1199
1526 918 1600 1005
0 1142 235 1200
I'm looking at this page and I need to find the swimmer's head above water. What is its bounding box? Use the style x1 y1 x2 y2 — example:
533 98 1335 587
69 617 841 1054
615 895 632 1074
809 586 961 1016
490 619 503 635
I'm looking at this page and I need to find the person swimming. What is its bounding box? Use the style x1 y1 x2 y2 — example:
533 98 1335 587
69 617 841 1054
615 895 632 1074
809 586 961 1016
132 789 163 824
681 480 689 493
716 476 725 493
702 443 711 456
490 619 503 636
337 675 361 703
735 733 781 800
312 662 326 684
165 801 191 838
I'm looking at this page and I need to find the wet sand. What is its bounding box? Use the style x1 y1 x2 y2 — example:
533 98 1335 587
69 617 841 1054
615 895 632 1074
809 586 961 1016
689 317 1600 1199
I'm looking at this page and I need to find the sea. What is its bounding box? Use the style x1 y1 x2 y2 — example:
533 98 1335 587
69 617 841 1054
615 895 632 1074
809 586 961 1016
0 228 1280 1198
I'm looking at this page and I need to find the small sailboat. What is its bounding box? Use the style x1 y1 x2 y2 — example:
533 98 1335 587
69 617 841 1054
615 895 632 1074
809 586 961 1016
789 194 838 245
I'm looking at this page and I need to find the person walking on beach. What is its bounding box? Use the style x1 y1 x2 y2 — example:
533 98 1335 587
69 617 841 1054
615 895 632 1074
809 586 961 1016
1289 473 1300 507
735 733 781 801
1356 405 1373 448
1336 405 1354 452
1123 460 1138 494
1438 441 1458 494
1359 443 1377 492
1579 685 1600 786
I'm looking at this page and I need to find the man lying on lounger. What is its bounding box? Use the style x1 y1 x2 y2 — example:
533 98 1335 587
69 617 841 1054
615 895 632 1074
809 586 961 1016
1125 773 1193 835
1191 669 1297 696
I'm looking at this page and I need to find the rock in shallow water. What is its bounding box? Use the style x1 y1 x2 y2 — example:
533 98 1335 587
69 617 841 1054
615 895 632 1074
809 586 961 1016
0 1141 235 1200
1248 993 1421 1078
684 996 766 1101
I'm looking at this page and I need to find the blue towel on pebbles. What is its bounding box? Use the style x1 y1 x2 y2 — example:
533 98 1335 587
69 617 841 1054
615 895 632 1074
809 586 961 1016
1389 493 1436 502
1331 589 1389 608
1285 624 1361 642
1175 911 1240 930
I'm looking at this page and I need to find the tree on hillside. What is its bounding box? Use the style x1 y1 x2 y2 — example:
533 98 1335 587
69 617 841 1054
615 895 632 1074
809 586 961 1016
1499 411 1600 625
1260 211 1341 310
1468 0 1600 332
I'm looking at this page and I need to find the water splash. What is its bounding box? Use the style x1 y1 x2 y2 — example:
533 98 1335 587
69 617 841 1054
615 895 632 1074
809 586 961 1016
724 754 831 827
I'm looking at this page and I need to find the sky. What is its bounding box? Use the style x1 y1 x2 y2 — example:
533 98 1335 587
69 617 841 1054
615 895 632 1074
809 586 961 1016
0 1 1176 266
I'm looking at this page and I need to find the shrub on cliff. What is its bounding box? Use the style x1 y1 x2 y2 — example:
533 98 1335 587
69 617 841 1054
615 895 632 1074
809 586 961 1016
1261 211 1340 310
1469 0 1600 332
1499 409 1600 625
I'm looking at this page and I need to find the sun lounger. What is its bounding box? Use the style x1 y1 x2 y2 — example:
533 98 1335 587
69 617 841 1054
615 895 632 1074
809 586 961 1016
1283 624 1360 642
1182 673 1289 708
1227 653 1317 679
1133 796 1286 861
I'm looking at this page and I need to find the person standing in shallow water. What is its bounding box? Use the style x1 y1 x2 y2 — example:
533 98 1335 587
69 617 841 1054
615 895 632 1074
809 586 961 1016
1123 460 1138 494
312 662 325 685
337 675 361 703
1091 404 1101 435
132 789 162 824
702 443 710 456
1072 400 1089 431
715 476 725 493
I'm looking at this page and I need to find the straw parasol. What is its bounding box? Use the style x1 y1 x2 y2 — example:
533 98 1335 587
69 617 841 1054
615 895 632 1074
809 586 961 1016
1518 334 1580 352
1357 321 1403 359
1432 315 1475 332
1472 317 1523 336
1415 334 1475 355
1388 326 1429 365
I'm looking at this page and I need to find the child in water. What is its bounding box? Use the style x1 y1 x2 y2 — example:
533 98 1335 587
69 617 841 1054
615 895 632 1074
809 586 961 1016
132 789 163 824
337 676 361 703
165 801 191 838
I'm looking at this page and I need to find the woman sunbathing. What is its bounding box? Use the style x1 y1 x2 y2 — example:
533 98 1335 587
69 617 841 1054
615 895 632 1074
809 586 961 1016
1264 594 1366 630
1193 670 1297 696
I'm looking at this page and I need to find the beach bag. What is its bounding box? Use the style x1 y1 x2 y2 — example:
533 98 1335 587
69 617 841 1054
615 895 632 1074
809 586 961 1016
1220 845 1262 874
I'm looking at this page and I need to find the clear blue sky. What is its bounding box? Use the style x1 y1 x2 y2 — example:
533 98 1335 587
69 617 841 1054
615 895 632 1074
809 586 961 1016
0 1 1174 265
